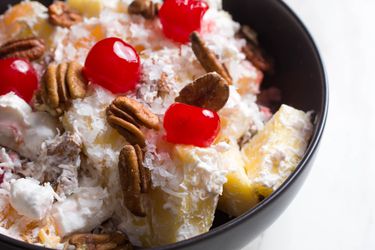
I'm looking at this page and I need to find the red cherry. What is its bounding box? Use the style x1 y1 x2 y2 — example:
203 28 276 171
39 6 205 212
0 58 38 102
159 0 209 43
83 37 141 94
163 102 220 147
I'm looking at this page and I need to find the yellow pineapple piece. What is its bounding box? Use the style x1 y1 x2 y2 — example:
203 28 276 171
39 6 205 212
0 2 54 44
242 104 313 186
218 145 259 216
219 105 312 217
144 144 225 247
67 0 103 17
37 218 62 248
0 201 60 246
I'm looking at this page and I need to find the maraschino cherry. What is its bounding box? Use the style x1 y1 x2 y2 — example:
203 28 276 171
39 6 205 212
163 102 220 147
0 58 38 103
159 0 209 43
83 37 141 94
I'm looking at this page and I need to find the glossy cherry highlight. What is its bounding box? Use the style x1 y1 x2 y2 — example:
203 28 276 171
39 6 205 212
163 102 220 147
0 58 38 102
83 37 140 94
159 0 209 43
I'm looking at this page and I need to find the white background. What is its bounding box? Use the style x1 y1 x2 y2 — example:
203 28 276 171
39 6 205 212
243 1 375 250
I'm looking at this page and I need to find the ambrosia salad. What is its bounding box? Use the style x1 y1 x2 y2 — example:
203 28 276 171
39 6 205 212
0 0 313 249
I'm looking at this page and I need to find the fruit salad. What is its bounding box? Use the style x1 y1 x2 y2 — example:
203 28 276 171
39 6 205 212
0 0 313 249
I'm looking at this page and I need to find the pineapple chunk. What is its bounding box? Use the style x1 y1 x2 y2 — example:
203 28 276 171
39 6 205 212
219 104 313 216
242 104 313 191
67 0 103 17
218 145 259 216
0 2 54 44
144 144 228 246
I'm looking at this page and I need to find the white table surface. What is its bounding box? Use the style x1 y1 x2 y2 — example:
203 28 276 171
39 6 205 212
243 1 375 250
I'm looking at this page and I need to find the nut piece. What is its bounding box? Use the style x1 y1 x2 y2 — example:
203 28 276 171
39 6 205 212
128 0 161 19
176 72 229 111
119 145 151 217
38 61 87 116
0 37 45 61
66 61 87 99
240 25 259 46
107 115 146 147
190 31 232 84
157 72 170 98
107 96 159 146
239 25 274 73
69 232 133 250
48 1 83 28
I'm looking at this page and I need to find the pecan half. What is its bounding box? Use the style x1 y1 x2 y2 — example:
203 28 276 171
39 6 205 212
48 1 83 28
38 61 87 116
107 96 159 146
69 232 133 250
240 25 259 46
128 0 160 19
190 31 232 84
239 25 274 73
119 145 151 217
176 72 229 111
0 37 45 61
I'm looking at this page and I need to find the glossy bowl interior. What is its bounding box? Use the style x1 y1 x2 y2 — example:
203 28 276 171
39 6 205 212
0 0 328 250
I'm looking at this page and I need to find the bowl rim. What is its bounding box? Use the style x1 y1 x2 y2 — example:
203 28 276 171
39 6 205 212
0 0 328 249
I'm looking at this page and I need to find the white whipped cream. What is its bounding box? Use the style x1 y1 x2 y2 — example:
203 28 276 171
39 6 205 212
0 92 58 160
9 178 55 220
219 86 263 141
51 187 111 237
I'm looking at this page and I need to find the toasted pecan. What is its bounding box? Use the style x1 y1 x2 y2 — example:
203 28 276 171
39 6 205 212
135 144 151 193
69 232 133 250
190 31 232 84
57 62 69 103
239 25 274 73
48 1 83 28
38 61 87 116
112 97 159 130
176 72 229 111
66 61 87 99
43 63 60 109
128 0 161 19
0 37 45 61
107 96 159 146
119 145 151 217
107 115 146 147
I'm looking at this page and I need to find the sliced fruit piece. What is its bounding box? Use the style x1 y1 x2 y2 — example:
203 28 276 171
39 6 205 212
67 0 103 17
218 105 313 217
242 104 313 200
145 144 227 246
219 105 312 217
0 2 54 45
218 145 259 217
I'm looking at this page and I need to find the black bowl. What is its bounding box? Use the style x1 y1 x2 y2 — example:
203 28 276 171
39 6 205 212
0 0 328 249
